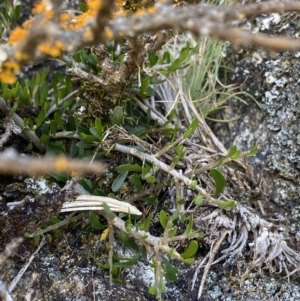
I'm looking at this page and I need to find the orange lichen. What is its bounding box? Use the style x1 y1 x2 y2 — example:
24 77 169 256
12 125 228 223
8 27 28 45
60 12 72 23
84 28 94 41
38 40 66 57
0 72 17 84
71 171 79 177
60 11 95 31
54 156 69 172
0 61 20 84
41 10 54 24
87 0 103 12
32 2 47 14
146 6 156 15
104 26 114 40
22 18 35 29
15 51 29 62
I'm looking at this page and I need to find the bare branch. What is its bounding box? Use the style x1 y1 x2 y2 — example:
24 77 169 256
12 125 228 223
8 237 45 292
0 148 105 175
4 0 300 78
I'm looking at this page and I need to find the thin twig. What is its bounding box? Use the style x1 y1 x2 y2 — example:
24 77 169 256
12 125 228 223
9 236 46 292
197 230 230 299
0 281 13 301
114 143 218 205
0 148 105 175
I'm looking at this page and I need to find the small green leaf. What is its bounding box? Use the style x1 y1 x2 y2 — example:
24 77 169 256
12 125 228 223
125 220 132 233
103 202 115 219
76 141 94 149
231 150 242 159
2 89 12 99
148 284 157 296
161 51 171 64
39 83 49 105
194 194 203 206
89 211 104 229
112 170 129 192
149 54 159 67
168 226 177 238
248 145 258 156
110 106 123 126
80 133 97 143
182 257 195 264
175 144 184 155
141 245 147 260
190 180 197 189
214 199 236 210
129 175 142 191
210 168 227 195
54 112 64 130
36 108 46 128
184 215 193 235
49 120 57 134
225 145 238 158
78 1 88 12
69 140 78 157
116 164 143 172
89 127 101 140
40 134 49 144
140 77 150 95
167 109 176 123
79 178 93 192
162 257 178 282
95 118 103 138
33 234 41 245
177 198 185 205
181 241 198 259
159 210 168 229
146 175 156 184
11 100 19 114
183 119 199 138
139 212 153 231
113 252 140 268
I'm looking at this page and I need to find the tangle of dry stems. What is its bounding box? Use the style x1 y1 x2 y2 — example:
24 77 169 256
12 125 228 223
4 0 300 75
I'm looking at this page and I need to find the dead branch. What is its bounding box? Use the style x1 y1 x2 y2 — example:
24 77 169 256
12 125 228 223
8 237 45 293
0 148 105 175
4 0 300 80
0 238 23 301
113 143 219 205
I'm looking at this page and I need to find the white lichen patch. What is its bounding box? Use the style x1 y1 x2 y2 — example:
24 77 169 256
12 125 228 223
256 13 281 31
24 177 60 195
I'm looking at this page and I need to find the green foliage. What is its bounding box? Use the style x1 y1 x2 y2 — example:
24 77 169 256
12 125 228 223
181 241 198 259
0 0 21 33
112 170 128 192
210 168 227 195
213 199 236 210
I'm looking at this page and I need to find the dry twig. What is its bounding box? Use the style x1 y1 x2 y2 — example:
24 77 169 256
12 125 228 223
0 238 23 301
8 237 45 292
0 148 105 175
